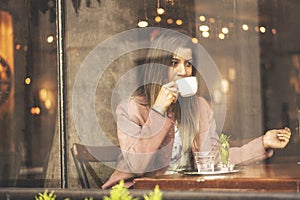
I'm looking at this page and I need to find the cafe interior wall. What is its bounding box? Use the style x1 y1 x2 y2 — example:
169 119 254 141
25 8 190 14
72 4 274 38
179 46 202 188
259 0 300 160
193 0 263 142
45 0 140 188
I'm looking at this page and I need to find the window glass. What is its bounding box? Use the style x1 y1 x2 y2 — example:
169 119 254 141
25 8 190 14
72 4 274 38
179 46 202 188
64 0 300 188
0 0 299 189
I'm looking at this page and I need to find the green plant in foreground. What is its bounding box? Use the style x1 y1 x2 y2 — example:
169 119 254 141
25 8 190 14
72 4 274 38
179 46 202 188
103 180 162 200
103 180 138 200
35 190 56 200
219 133 230 165
35 180 162 200
143 185 162 200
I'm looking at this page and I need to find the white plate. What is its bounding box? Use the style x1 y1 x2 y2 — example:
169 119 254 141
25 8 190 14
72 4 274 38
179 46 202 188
181 169 240 175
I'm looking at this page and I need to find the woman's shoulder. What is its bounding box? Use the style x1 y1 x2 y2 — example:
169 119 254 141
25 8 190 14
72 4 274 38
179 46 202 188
131 95 149 106
118 95 148 107
116 95 149 114
197 96 211 108
196 96 213 117
116 95 150 124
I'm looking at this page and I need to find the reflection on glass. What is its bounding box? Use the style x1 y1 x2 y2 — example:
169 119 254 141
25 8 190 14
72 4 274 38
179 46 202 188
0 0 299 190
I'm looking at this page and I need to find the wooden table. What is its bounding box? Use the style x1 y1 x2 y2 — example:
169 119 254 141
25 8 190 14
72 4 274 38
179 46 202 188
133 163 300 192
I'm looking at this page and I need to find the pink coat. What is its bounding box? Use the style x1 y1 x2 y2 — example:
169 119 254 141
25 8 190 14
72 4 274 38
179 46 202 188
102 96 273 189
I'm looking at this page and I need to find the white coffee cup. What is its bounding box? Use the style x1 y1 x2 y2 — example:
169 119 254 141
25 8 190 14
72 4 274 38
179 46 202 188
176 76 198 97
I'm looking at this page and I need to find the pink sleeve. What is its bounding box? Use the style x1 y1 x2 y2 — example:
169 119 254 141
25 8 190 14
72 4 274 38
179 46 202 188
229 136 273 165
116 100 174 174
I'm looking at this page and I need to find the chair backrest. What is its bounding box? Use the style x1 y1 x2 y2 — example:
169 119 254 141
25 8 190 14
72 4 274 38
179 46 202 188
71 143 121 188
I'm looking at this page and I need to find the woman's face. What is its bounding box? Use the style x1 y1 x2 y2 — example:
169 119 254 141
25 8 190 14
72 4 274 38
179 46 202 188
168 47 193 82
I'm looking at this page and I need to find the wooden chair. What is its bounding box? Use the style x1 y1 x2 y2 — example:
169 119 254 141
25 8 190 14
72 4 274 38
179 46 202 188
71 143 121 188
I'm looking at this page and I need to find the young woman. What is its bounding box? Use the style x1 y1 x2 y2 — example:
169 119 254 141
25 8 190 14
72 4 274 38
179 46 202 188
102 29 291 189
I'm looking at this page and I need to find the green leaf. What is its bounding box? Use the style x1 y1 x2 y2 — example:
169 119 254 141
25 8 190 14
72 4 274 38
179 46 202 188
143 185 162 200
103 180 138 200
34 190 56 200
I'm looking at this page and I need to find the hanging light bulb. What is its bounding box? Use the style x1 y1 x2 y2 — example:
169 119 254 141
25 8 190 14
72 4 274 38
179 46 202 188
138 20 148 28
209 17 215 23
260 26 266 33
47 35 54 43
192 37 198 44
202 31 210 38
199 16 206 22
218 33 225 40
137 0 149 28
221 27 229 34
156 0 165 15
242 24 249 31
176 19 183 25
24 77 31 85
199 25 209 32
157 7 165 15
155 16 162 23
167 18 173 24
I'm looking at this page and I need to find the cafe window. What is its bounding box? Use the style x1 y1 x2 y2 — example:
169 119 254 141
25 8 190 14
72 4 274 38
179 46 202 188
0 0 299 192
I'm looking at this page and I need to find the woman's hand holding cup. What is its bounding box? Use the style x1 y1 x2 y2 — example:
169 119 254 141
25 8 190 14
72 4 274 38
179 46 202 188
152 82 179 115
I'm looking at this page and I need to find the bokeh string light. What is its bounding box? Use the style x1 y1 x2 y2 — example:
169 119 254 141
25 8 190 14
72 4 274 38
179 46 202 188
136 1 278 42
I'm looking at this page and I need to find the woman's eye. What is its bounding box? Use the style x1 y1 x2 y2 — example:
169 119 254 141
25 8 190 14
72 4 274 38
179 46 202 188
185 61 192 67
171 60 178 66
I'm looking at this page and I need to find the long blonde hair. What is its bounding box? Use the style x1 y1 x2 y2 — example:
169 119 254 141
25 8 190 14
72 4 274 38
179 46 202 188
134 30 200 154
